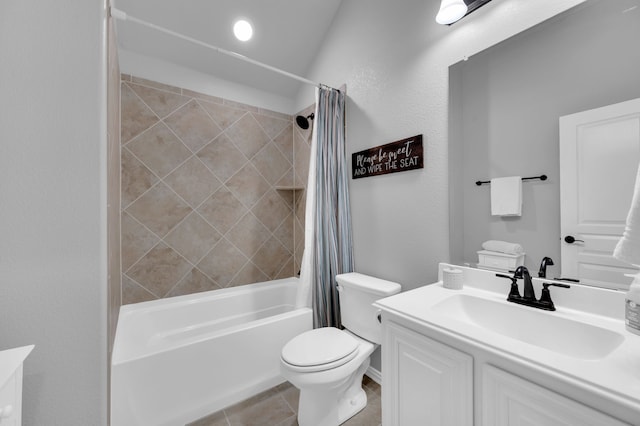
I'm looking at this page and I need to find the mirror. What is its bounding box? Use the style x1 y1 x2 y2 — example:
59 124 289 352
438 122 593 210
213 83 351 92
448 0 640 287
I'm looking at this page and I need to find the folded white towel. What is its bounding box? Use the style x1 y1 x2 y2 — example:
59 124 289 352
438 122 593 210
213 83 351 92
482 240 524 255
491 176 522 216
614 163 640 265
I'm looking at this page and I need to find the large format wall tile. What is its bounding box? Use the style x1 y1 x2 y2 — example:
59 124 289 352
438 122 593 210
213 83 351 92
226 163 270 209
165 100 222 152
197 188 248 235
121 76 301 304
273 124 294 164
197 134 248 183
121 83 158 144
254 113 290 140
164 156 222 208
126 122 192 178
127 242 192 297
164 212 222 264
196 238 248 287
124 182 192 238
121 148 158 207
226 114 270 158
226 212 271 258
253 142 291 185
166 268 221 298
199 101 246 130
128 83 190 119
121 212 159 270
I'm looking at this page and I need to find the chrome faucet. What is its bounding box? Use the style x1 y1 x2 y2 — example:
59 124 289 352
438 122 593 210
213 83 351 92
496 266 570 311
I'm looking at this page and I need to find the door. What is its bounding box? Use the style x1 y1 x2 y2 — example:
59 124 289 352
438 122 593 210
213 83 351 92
560 98 640 290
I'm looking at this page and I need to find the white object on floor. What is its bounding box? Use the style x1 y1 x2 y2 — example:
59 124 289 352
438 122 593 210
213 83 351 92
491 176 522 216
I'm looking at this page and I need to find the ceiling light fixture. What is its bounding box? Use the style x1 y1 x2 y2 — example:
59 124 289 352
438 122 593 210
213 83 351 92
437 0 495 26
233 19 253 41
436 0 468 25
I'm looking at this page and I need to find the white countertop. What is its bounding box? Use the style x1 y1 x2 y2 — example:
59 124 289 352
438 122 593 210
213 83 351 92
374 263 640 415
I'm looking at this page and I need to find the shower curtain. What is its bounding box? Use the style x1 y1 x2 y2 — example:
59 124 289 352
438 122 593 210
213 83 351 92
300 85 354 328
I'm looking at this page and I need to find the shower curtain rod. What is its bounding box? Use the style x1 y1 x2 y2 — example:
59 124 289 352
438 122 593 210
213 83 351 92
110 7 336 91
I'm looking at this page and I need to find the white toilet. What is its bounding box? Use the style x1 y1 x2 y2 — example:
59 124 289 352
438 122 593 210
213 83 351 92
280 272 401 426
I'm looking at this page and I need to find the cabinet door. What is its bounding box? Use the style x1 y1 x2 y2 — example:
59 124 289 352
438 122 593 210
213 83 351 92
383 321 473 426
482 365 629 426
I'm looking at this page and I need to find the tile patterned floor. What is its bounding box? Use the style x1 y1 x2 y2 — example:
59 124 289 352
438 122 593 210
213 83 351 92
188 375 382 426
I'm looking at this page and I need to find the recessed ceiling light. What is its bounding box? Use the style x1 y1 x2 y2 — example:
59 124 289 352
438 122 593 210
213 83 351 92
233 19 253 42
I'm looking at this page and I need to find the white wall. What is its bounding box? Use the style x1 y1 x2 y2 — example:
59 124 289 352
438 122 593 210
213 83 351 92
294 0 587 290
119 49 299 114
0 1 108 424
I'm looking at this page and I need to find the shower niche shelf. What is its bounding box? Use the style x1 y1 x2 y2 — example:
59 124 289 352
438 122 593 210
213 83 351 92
275 186 305 191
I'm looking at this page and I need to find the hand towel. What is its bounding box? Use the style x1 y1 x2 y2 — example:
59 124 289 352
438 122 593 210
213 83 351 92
491 176 522 216
614 163 640 265
482 240 524 255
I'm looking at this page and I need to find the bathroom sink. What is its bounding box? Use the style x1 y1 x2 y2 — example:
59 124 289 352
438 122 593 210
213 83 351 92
430 294 624 360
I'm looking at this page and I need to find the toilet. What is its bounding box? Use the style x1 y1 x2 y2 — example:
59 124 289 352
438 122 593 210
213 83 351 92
280 272 401 426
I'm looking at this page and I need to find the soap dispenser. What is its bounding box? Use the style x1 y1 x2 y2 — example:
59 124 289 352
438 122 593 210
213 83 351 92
625 273 640 336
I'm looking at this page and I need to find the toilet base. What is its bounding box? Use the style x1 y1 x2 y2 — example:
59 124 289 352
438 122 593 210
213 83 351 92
297 358 370 426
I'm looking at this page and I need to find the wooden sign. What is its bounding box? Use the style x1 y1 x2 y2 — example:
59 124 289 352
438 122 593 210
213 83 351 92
352 135 423 179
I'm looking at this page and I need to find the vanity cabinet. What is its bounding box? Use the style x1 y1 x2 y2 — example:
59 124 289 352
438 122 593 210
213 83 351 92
382 320 629 426
483 365 628 426
382 321 473 426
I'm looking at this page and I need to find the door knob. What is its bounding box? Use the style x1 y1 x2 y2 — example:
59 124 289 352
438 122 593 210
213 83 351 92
564 235 584 244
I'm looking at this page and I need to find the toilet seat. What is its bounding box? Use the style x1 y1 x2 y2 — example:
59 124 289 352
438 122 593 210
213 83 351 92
281 328 359 373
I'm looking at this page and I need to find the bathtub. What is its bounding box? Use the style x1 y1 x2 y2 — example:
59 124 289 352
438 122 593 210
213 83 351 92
111 277 312 426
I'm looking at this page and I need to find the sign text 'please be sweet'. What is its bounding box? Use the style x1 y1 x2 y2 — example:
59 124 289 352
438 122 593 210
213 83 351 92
351 135 423 179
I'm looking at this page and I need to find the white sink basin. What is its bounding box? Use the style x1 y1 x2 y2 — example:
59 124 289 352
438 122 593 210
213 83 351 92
431 294 624 360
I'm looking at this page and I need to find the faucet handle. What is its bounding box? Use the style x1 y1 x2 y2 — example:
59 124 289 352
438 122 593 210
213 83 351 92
552 277 580 283
495 273 521 301
543 282 571 289
538 282 571 311
496 273 514 280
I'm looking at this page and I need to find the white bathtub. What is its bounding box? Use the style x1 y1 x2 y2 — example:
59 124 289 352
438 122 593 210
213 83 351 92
111 277 312 426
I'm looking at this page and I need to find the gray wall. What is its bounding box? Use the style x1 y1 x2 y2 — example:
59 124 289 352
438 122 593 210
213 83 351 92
449 0 640 276
294 0 587 372
0 1 108 424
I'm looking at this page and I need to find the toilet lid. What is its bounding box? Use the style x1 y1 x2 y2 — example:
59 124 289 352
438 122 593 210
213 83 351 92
281 328 359 368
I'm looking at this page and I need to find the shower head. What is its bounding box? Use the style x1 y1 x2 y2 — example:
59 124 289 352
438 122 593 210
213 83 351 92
295 113 314 130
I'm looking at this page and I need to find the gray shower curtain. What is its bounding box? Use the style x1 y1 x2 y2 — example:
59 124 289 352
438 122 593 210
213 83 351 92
312 86 354 328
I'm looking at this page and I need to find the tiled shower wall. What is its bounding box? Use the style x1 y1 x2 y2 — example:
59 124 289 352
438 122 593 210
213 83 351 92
120 75 307 304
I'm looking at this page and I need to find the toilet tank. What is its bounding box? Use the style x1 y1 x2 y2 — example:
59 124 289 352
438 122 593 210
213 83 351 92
336 273 401 344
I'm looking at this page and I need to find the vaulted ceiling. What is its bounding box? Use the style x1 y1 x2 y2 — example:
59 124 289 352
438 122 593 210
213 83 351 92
112 0 343 98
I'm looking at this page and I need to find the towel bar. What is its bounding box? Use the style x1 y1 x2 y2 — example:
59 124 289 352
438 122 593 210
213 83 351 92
476 174 547 186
